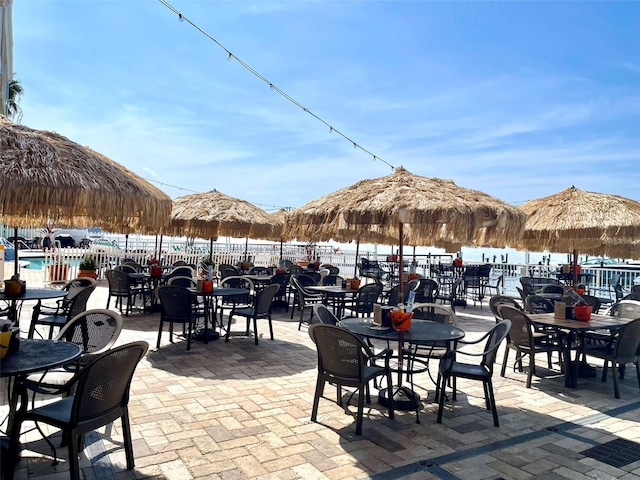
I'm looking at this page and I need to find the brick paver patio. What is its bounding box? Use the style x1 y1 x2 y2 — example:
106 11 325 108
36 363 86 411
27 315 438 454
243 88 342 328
3 280 640 480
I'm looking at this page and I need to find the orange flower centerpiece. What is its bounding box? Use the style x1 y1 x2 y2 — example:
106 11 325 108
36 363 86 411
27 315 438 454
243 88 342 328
149 259 162 278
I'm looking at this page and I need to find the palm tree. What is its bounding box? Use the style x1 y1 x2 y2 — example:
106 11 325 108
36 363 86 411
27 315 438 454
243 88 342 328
6 77 23 122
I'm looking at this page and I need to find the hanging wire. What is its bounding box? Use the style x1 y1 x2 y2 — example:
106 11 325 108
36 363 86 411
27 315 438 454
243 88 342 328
157 0 395 170
143 177 291 212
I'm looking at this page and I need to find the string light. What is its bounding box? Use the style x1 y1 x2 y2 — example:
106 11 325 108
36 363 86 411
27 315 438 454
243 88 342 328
157 0 395 170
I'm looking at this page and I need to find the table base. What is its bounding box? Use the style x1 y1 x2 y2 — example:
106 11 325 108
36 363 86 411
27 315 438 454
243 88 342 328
378 386 420 411
194 328 220 342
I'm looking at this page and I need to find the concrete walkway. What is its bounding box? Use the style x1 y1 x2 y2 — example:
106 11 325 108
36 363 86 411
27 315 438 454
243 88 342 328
4 281 640 480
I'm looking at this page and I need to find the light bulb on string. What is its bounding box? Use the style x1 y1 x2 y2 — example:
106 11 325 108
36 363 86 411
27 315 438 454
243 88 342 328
178 13 184 22
227 53 233 61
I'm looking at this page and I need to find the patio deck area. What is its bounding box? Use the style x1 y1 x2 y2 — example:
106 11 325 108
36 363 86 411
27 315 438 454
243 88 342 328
4 280 640 480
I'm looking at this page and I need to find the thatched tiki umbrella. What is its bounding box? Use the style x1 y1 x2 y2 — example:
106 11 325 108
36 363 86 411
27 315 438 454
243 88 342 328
284 166 527 298
514 186 640 288
268 208 291 265
0 115 172 275
165 189 279 264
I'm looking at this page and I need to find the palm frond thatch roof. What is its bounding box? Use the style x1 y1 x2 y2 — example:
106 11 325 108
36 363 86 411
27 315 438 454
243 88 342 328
284 166 527 248
165 189 277 240
515 186 640 258
0 115 172 231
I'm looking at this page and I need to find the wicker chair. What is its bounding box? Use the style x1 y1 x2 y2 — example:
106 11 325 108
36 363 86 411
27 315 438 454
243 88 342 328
8 342 149 480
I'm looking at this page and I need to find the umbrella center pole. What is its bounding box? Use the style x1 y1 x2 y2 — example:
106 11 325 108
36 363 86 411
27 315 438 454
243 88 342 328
398 223 404 300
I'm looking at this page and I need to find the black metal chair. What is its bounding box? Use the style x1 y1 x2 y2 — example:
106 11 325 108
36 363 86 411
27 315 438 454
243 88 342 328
343 282 383 318
166 266 195 281
248 266 271 275
484 274 504 298
497 305 561 388
8 342 149 480
36 277 97 317
24 309 124 406
218 276 254 327
436 320 511 427
157 285 202 350
386 282 412 307
308 324 394 435
359 258 390 283
106 269 146 316
413 278 439 303
581 319 640 398
269 272 291 312
29 284 96 339
226 284 280 345
322 274 343 286
434 278 465 312
290 275 324 329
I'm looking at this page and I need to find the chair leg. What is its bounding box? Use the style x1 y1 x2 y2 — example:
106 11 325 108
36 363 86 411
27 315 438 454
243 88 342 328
225 313 233 342
121 410 135 469
67 430 80 480
268 313 274 340
253 316 259 345
526 355 534 388
486 379 499 427
501 347 509 377
436 374 446 423
602 360 609 382
186 320 192 350
311 377 324 422
355 386 365 435
156 320 164 348
612 361 620 399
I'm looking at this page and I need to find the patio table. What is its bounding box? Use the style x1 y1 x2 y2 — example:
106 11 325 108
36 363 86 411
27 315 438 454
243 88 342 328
191 287 250 342
339 317 464 422
2 339 81 475
306 285 358 318
0 289 67 326
528 312 634 388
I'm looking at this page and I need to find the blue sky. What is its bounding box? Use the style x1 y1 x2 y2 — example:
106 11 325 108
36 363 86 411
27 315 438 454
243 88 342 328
11 0 640 212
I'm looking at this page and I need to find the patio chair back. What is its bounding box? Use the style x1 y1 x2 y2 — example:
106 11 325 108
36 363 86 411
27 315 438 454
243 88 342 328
114 264 137 274
167 266 194 279
413 278 439 303
58 309 124 368
540 284 564 295
525 295 555 314
322 274 342 286
167 276 196 288
609 299 640 319
347 282 383 317
489 295 523 322
311 304 339 325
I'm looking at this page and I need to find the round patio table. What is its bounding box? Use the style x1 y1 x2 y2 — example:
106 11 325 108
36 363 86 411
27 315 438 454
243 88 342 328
0 289 67 326
191 287 250 342
2 339 82 475
339 317 465 422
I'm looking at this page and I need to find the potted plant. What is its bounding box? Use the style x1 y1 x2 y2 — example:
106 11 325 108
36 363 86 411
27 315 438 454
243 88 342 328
78 256 98 279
